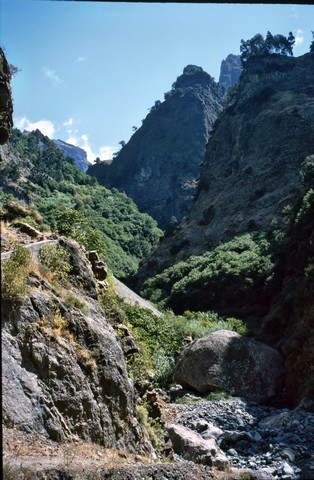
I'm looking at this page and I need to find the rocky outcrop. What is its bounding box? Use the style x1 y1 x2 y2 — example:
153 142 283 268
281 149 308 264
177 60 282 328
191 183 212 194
53 139 91 172
0 48 13 144
137 52 314 282
219 54 242 90
174 330 284 403
2 240 149 453
88 65 224 228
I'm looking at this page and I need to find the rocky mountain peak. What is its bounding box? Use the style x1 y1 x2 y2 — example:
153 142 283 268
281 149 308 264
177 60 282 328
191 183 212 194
171 64 216 90
219 54 242 90
88 65 225 228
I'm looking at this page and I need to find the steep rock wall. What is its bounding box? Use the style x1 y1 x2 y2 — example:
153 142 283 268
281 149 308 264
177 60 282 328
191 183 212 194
137 52 314 283
0 48 13 145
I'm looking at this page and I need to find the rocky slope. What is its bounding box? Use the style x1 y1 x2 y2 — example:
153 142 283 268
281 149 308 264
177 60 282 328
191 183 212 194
137 52 314 282
53 138 91 172
0 48 13 145
88 65 225 228
1 236 150 453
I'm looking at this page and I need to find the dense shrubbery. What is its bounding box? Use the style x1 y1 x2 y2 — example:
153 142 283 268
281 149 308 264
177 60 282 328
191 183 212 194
5 129 162 279
1 246 32 302
141 233 273 316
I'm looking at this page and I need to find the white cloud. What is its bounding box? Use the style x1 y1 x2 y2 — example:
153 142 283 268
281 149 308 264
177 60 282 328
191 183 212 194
294 29 304 47
290 6 298 19
63 118 74 127
99 145 116 161
14 116 55 138
76 56 86 63
43 66 63 85
66 133 116 163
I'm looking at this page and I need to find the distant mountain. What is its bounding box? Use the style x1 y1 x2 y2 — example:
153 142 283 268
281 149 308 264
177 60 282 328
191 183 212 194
219 54 242 90
53 139 91 172
88 65 225 228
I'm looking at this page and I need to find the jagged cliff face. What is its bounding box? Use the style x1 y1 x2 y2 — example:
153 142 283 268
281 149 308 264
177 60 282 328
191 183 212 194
0 48 13 145
88 65 224 228
218 54 242 90
137 52 314 282
53 139 91 172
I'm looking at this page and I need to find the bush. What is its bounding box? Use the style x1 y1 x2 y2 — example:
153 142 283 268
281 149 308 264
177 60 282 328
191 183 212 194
1 246 32 302
63 292 89 315
136 404 165 454
39 244 71 284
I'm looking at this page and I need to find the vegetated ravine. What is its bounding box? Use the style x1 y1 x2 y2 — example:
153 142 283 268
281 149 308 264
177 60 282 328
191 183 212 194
1 39 314 480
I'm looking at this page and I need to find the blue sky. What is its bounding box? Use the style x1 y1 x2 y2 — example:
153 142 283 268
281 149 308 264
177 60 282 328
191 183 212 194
1 1 313 162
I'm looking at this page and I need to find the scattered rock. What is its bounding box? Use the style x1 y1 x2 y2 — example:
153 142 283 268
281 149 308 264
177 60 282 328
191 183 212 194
172 396 314 479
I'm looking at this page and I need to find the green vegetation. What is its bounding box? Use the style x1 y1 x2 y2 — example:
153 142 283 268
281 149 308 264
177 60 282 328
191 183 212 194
296 155 314 223
108 300 247 388
63 292 89 315
240 31 295 66
39 244 71 285
4 129 163 279
136 404 165 453
1 246 32 303
141 233 273 315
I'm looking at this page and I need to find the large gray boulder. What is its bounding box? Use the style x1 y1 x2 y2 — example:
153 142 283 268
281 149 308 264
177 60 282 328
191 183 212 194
167 423 228 468
174 330 284 403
